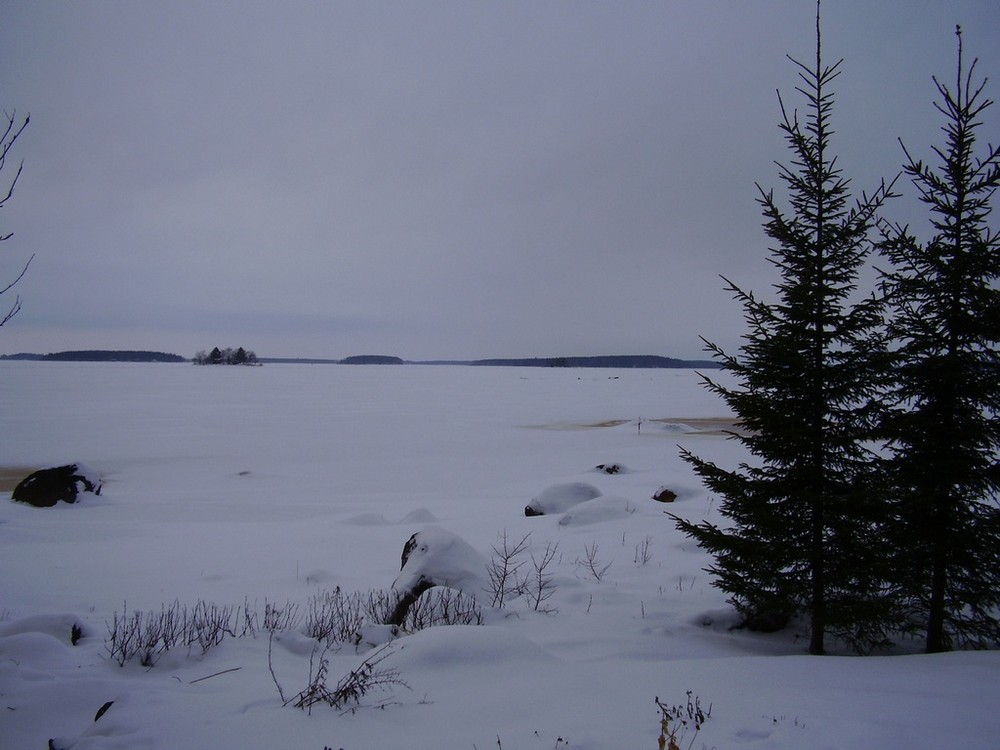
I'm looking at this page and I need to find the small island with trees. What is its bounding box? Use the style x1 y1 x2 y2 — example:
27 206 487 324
192 347 259 366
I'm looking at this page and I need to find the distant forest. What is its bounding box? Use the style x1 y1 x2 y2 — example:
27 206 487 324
264 354 721 368
0 350 184 363
1 351 719 369
192 347 259 366
460 355 721 369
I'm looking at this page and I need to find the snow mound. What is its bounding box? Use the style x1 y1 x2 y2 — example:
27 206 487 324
558 496 636 527
354 623 402 649
0 613 86 644
400 508 439 524
525 482 602 516
343 512 390 525
392 625 558 671
49 693 147 750
0 630 74 670
344 508 440 526
270 629 320 656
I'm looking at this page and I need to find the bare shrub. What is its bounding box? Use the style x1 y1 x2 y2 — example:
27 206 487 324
655 692 712 750
106 598 285 667
105 608 143 667
106 600 233 667
105 581 485 672
239 597 259 637
405 587 484 629
185 600 237 655
634 536 654 566
292 643 409 714
305 585 484 646
528 541 560 613
105 601 181 667
304 587 365 645
486 530 531 607
577 542 612 582
363 588 401 626
262 599 301 632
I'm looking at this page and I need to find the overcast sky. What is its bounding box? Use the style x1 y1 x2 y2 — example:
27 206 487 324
1 1 997 360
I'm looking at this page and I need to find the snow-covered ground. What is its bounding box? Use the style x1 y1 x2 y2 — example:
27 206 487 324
1 361 997 749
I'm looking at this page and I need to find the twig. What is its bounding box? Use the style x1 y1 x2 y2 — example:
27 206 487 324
268 631 288 704
189 666 242 684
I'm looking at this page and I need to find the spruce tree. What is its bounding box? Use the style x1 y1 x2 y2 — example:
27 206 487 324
672 11 895 655
878 28 1000 652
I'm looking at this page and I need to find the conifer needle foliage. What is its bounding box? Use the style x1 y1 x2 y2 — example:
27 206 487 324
671 9 896 655
877 27 1000 653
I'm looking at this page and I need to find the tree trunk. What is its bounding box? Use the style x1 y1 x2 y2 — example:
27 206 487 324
926 506 949 652
809 499 826 655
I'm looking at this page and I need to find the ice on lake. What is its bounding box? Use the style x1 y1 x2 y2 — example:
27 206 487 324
1 361 997 750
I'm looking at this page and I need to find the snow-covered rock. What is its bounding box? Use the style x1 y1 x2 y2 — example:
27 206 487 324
524 482 601 516
595 462 627 474
388 526 489 625
11 463 101 507
653 486 678 503
393 526 488 594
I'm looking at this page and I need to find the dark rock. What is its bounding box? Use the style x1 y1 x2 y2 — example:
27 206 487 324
11 464 101 507
400 532 420 569
653 487 678 503
596 463 625 475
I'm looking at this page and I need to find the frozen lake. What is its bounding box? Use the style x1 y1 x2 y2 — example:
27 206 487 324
2 361 997 750
1 362 733 613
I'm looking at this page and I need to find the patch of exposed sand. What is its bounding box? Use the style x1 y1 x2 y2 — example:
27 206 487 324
0 466 37 493
526 417 747 436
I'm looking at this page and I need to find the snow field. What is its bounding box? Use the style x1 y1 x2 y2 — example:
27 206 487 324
1 362 998 749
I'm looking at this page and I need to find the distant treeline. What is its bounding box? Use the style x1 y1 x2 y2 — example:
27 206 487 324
0 350 185 363
259 354 720 368
192 347 259 366
336 354 719 368
461 355 721 369
408 355 721 369
340 355 404 365
1 351 718 368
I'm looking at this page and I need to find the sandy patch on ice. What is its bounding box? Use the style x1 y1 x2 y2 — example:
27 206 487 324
527 417 747 435
0 466 38 492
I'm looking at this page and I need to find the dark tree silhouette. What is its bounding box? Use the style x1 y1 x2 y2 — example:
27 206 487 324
878 27 1000 652
193 346 259 365
672 7 896 655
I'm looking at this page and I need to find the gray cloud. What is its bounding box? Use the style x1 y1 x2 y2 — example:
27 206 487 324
1 1 997 360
